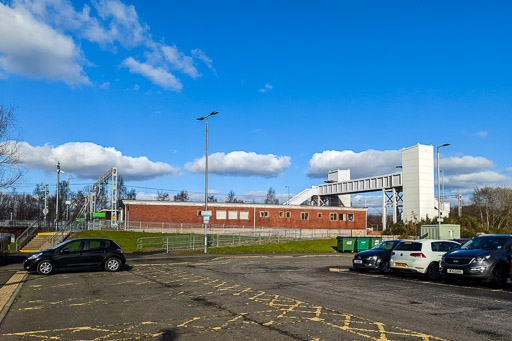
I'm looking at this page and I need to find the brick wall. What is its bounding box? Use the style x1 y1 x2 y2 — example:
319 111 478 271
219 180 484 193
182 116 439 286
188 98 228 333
125 202 367 230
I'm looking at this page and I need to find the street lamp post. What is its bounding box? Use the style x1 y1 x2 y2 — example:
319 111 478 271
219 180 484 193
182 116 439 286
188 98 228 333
197 111 219 254
55 161 65 229
66 177 74 221
285 186 290 202
437 144 450 230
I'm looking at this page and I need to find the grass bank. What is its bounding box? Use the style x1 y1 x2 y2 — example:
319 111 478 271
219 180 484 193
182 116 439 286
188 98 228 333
70 231 338 254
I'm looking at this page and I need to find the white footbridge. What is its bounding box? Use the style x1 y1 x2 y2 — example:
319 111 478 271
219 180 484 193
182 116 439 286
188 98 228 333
285 144 450 228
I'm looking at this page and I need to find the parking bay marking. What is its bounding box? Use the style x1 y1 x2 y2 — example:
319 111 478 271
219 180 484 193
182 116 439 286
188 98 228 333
2 264 448 340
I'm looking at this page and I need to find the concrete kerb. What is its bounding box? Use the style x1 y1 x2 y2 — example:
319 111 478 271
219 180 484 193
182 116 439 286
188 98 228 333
0 271 27 325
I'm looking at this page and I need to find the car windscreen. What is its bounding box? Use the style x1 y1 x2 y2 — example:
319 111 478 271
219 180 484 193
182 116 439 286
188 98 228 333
371 241 395 250
394 242 422 251
461 236 509 250
50 240 71 250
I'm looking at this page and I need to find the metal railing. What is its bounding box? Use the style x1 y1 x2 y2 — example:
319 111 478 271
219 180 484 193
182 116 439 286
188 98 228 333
50 219 79 246
136 227 354 253
15 220 41 251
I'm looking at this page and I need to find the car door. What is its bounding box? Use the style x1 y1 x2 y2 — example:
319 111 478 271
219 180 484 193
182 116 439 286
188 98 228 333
54 240 86 268
80 240 109 266
430 242 459 262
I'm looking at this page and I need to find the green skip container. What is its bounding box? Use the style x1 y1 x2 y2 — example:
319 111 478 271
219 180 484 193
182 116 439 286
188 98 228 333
368 237 383 249
336 236 356 252
355 237 371 252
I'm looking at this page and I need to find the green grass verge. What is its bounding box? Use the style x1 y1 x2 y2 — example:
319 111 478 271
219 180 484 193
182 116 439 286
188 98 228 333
70 230 186 253
69 231 339 254
206 238 338 254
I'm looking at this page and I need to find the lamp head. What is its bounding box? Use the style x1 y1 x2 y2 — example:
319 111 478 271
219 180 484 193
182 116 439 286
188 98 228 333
210 111 219 116
196 117 205 121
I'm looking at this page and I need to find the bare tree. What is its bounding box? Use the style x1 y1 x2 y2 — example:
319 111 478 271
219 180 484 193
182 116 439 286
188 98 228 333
173 190 189 202
0 105 22 188
157 191 170 201
264 187 279 204
471 186 512 231
207 195 217 202
225 190 244 203
118 175 136 199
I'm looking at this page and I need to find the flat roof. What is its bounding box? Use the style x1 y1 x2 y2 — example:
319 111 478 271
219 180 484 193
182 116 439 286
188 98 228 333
121 200 367 212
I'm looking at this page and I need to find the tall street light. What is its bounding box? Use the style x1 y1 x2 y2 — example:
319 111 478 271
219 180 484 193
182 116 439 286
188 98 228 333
437 144 450 230
55 161 64 228
285 186 290 202
197 111 219 253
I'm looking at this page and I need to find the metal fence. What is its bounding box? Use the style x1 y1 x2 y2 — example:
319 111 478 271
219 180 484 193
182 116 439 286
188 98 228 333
135 224 357 253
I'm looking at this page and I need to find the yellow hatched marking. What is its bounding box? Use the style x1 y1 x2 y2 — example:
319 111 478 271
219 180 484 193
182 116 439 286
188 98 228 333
211 313 248 331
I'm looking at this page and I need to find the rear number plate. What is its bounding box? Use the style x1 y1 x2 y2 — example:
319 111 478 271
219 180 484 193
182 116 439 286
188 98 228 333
354 260 362 264
447 269 463 275
395 263 407 267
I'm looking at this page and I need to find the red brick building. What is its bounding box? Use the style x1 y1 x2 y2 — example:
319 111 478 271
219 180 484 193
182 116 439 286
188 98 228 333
121 200 367 230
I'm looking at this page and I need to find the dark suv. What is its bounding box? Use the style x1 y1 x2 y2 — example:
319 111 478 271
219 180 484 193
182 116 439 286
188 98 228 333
440 234 512 286
24 238 126 275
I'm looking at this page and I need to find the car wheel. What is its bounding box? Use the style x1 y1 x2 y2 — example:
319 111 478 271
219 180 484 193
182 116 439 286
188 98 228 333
37 260 53 275
426 262 440 281
490 265 507 288
378 259 391 274
105 257 122 272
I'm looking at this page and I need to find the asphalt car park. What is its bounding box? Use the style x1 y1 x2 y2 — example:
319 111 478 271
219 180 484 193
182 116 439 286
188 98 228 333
1 252 512 340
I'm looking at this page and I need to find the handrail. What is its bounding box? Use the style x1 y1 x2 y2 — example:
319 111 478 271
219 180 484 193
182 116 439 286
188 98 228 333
51 219 77 246
15 220 41 251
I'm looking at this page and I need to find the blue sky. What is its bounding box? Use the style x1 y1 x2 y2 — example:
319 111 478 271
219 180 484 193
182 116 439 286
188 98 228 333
1 0 511 207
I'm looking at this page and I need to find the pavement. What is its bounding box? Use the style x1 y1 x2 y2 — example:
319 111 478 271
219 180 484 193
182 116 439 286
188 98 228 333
0 254 27 324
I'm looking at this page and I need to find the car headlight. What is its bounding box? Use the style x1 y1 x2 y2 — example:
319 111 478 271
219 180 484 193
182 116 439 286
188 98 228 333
27 253 42 260
365 256 377 260
470 255 491 264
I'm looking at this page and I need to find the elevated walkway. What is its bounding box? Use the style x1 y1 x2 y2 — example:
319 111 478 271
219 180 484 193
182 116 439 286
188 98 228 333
284 187 319 205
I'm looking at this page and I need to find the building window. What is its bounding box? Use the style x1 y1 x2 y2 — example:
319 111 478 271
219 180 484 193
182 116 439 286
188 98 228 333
330 213 338 221
348 214 354 221
240 211 249 220
197 210 202 216
279 211 284 218
228 210 238 220
317 212 322 219
286 212 291 218
301 212 309 220
260 211 269 217
216 210 227 220
339 213 345 221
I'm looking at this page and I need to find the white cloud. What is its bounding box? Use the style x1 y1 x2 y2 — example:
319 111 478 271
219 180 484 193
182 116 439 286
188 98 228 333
15 141 180 181
91 0 149 48
444 171 512 190
439 155 494 175
158 44 199 79
120 57 182 91
476 131 488 138
505 167 512 173
192 49 216 75
99 81 110 89
135 192 157 200
0 2 90 85
185 151 291 177
258 83 273 93
307 149 401 179
2 0 211 91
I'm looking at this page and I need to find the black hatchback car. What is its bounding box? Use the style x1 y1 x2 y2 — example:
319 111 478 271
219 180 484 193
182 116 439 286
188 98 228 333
440 234 512 286
352 240 400 274
24 238 126 275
